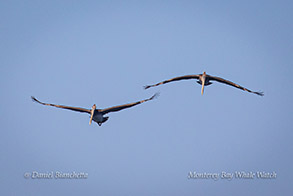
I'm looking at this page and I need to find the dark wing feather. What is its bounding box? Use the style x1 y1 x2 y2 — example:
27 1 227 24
144 75 200 89
208 76 264 96
100 93 159 114
31 96 91 113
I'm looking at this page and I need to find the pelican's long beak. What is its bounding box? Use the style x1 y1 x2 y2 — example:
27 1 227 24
201 81 205 95
89 113 93 125
201 71 206 95
89 104 96 125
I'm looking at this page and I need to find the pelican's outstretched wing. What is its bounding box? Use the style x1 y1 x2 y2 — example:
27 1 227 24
144 75 200 89
208 76 264 96
100 93 159 114
31 96 91 113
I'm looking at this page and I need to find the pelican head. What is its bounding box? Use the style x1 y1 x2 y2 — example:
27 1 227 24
89 104 96 125
201 71 206 95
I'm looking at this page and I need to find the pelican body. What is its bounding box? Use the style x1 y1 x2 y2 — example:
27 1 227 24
31 93 159 126
144 72 264 96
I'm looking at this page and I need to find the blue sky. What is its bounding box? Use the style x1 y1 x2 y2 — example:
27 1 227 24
1 0 292 195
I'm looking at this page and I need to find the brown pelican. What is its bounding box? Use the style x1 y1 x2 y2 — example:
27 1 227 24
144 72 264 96
31 93 159 126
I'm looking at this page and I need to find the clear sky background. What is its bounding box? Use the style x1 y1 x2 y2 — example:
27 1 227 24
1 0 292 195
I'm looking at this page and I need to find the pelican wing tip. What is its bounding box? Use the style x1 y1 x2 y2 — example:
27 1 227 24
256 91 264 96
31 96 39 103
144 85 151 90
150 92 160 100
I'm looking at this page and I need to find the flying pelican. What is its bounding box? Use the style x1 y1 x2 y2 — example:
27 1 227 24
31 93 159 126
144 72 264 96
